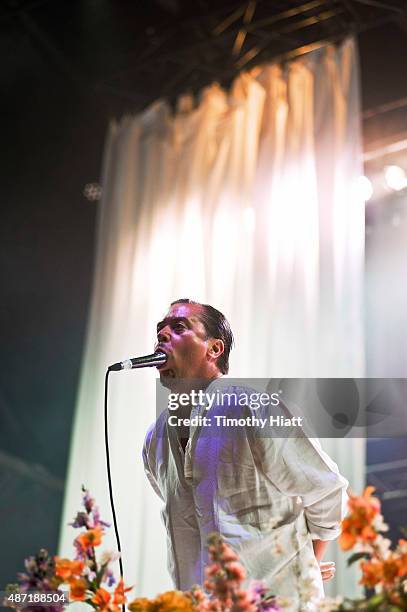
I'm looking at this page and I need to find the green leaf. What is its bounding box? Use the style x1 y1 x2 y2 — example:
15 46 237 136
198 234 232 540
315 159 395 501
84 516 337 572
366 593 384 609
347 551 370 566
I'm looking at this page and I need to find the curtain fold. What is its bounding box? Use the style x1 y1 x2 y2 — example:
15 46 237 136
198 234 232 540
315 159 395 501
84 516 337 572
60 37 364 599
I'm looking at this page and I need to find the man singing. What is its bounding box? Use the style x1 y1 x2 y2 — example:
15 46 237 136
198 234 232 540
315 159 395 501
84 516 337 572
142 299 348 603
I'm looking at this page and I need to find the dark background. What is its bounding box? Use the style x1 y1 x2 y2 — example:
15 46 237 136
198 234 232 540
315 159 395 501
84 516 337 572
2 0 407 589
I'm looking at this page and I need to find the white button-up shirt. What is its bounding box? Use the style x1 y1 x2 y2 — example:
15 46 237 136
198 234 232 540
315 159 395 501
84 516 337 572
143 379 348 605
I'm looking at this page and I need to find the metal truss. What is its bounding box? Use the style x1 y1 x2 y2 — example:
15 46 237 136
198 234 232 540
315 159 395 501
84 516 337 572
93 0 407 106
3 0 407 108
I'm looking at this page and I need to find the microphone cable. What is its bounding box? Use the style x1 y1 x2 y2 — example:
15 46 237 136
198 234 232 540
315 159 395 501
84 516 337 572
104 369 125 611
103 351 166 609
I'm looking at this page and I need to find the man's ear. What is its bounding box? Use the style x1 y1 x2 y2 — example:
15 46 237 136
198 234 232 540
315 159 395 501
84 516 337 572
207 339 225 360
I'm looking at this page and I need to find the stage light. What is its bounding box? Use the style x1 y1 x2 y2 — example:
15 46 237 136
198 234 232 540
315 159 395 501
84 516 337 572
83 182 102 201
384 165 407 192
353 175 373 202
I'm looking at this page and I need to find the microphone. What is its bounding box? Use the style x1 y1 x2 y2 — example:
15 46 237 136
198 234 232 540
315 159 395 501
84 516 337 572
108 351 167 372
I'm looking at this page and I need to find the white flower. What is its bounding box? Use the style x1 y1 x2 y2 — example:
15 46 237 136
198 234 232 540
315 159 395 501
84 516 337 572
317 596 343 611
99 550 121 565
299 576 320 604
354 541 374 555
275 595 295 610
372 513 389 533
374 534 391 559
397 540 407 554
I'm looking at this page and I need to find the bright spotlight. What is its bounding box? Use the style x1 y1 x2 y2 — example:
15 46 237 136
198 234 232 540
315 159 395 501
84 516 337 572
354 175 373 202
384 165 407 192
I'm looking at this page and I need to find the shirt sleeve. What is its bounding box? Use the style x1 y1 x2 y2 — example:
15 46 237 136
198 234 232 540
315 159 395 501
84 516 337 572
142 424 164 502
252 432 349 541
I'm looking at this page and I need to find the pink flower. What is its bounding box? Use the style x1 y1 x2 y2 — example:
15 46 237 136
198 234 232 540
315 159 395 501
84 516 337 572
225 562 246 581
221 550 238 562
82 488 95 513
206 563 223 577
69 511 91 529
92 505 111 529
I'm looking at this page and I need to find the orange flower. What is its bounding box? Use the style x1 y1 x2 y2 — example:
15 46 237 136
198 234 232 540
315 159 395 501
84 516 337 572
128 598 152 612
113 579 132 605
339 487 382 551
92 587 111 610
360 559 383 588
396 540 407 576
348 486 381 524
360 525 377 544
397 554 407 577
338 519 357 551
69 577 88 601
381 556 400 588
397 538 407 550
389 592 403 606
128 591 193 612
54 557 85 581
76 526 103 549
154 590 194 611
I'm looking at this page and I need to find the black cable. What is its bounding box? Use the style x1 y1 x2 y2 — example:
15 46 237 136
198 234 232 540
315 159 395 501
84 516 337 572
104 369 125 611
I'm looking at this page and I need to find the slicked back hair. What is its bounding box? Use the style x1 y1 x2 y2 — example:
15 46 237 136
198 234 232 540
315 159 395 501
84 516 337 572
170 298 234 374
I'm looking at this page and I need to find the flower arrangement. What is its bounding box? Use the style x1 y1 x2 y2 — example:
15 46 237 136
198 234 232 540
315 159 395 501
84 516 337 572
4 486 132 612
129 534 282 612
4 486 407 611
3 487 287 612
335 486 407 610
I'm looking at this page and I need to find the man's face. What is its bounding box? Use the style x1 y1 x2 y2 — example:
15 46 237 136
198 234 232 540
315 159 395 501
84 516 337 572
155 302 216 388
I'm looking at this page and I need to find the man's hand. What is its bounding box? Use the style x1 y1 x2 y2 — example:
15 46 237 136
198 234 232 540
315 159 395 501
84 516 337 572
319 561 336 582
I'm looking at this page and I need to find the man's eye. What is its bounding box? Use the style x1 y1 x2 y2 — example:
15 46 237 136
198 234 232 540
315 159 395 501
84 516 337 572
173 323 186 333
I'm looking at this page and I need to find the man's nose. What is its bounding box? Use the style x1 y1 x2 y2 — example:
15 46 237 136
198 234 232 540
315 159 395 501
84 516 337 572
157 326 171 344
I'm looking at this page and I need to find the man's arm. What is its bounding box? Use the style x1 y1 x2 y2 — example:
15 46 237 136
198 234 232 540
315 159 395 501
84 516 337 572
252 434 349 542
312 539 328 562
313 541 337 582
253 433 346 584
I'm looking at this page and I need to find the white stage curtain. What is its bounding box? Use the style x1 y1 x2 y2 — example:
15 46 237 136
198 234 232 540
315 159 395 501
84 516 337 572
59 37 365 599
